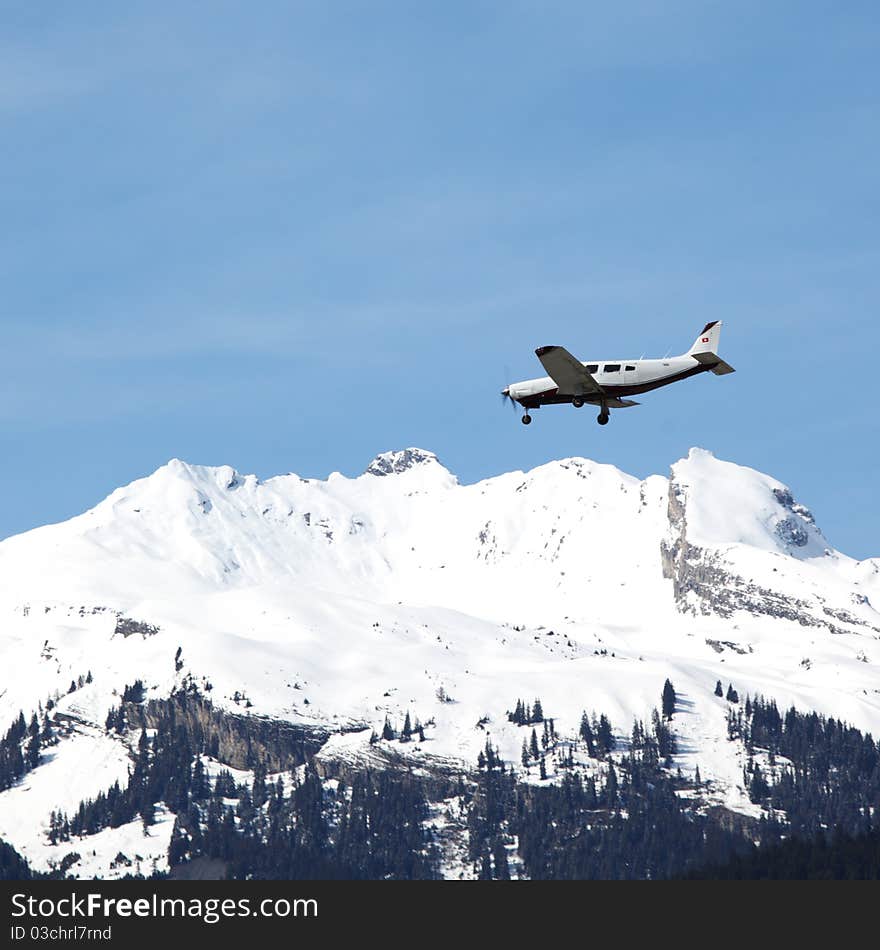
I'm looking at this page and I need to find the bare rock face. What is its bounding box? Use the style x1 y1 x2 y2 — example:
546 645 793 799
114 616 160 638
772 488 814 548
365 448 441 477
661 474 880 636
660 478 738 617
123 692 334 771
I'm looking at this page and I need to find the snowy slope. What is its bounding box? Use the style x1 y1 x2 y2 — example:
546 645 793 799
0 446 878 875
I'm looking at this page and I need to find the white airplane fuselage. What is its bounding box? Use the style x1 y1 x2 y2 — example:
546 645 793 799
508 355 704 408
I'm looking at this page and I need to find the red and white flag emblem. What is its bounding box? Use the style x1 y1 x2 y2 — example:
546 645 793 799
701 336 709 343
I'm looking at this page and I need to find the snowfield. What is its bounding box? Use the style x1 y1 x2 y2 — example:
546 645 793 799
0 446 877 876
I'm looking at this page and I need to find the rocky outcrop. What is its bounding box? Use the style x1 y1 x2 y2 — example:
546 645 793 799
123 691 339 772
120 690 467 801
661 478 880 636
365 448 441 476
114 616 160 638
314 737 467 799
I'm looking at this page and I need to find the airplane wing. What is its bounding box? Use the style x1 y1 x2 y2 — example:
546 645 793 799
535 345 606 397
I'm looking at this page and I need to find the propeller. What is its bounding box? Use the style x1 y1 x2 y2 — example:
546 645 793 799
500 365 517 412
500 387 517 412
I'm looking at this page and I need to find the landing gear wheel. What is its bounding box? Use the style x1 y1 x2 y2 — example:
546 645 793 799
597 410 610 426
572 398 584 408
521 413 532 426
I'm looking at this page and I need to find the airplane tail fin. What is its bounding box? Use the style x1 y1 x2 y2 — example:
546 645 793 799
688 320 723 356
687 320 735 375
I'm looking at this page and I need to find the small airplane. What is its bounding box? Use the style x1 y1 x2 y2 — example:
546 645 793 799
502 320 735 426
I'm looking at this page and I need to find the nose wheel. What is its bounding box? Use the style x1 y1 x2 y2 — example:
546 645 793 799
572 398 584 409
521 413 532 425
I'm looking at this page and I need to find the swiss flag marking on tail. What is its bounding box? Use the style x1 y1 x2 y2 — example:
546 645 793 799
701 336 709 343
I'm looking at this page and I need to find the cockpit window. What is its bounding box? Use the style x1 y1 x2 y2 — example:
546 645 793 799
603 364 621 373
625 365 636 371
586 364 598 374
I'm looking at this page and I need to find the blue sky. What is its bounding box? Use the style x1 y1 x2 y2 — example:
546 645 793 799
1 2 878 557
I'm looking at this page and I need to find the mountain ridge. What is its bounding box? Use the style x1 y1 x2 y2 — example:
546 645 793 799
1 446 878 877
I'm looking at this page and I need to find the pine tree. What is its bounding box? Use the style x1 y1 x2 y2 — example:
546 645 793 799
511 699 525 725
192 757 209 801
252 762 267 809
749 764 769 803
40 714 53 745
532 698 544 723
597 714 614 755
539 756 547 780
579 712 595 757
714 680 723 697
530 728 540 760
662 679 676 720
122 680 145 704
402 712 412 741
26 714 40 769
26 732 40 770
521 739 530 768
605 764 619 806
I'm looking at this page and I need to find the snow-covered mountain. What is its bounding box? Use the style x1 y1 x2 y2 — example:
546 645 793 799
1 447 878 877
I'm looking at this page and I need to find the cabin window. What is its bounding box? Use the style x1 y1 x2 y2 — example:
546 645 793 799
586 364 598 373
625 365 636 371
603 364 621 373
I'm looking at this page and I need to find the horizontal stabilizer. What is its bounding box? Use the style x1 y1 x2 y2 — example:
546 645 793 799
693 351 735 375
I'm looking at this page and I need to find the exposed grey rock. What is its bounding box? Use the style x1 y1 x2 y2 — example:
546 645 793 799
705 639 751 655
366 448 440 476
123 691 341 771
114 616 160 638
775 517 809 548
661 478 880 636
772 487 815 524
314 737 466 799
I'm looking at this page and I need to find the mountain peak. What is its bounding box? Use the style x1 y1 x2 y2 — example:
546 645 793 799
364 448 449 478
670 448 827 557
686 446 715 462
150 458 249 490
